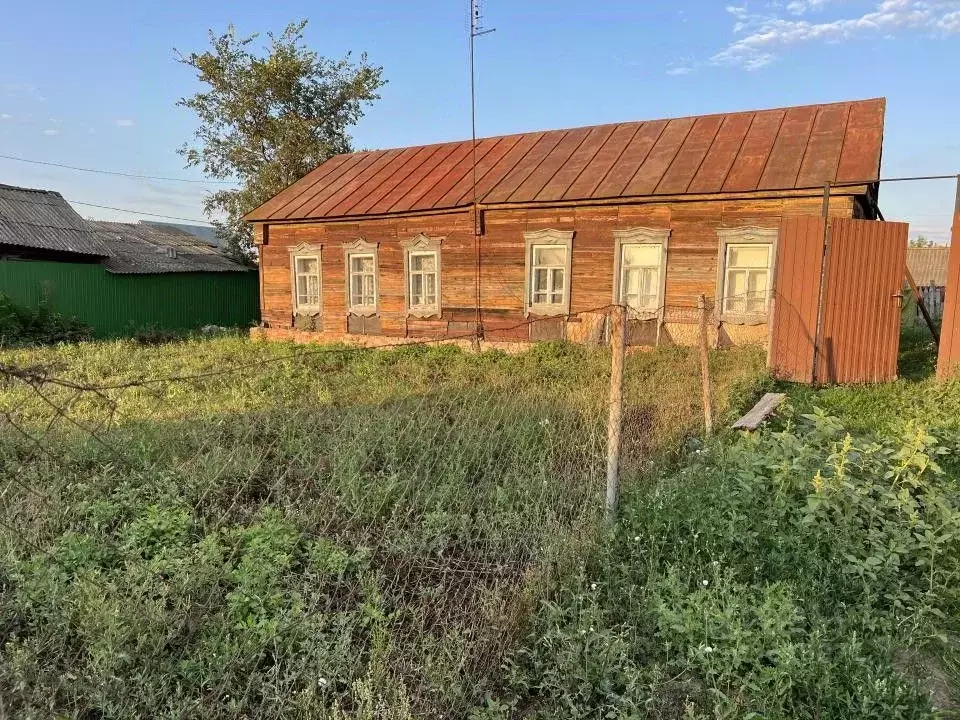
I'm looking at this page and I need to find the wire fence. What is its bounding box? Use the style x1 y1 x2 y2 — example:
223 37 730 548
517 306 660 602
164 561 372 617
0 299 766 719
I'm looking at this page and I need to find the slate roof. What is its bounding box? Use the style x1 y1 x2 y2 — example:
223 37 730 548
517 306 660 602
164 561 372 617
246 97 886 223
90 221 251 274
907 246 950 287
0 184 112 256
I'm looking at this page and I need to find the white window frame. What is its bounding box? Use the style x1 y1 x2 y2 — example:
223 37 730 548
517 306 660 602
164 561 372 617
343 238 379 316
401 233 443 318
524 229 574 317
716 227 778 324
288 242 323 317
612 228 670 319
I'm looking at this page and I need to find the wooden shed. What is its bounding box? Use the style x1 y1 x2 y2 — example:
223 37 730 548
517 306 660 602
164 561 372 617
247 98 895 375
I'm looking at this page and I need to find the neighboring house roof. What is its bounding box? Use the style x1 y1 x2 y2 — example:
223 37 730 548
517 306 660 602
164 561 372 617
90 221 250 274
246 97 885 223
0 183 112 256
907 246 950 287
141 220 220 247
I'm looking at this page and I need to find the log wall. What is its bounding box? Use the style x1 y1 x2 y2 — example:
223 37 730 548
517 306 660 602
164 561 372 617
257 194 856 347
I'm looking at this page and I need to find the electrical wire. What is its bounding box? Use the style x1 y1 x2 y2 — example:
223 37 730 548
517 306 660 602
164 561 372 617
0 152 237 185
66 199 214 226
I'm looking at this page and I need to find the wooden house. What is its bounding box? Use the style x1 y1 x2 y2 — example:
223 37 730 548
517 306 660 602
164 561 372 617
246 98 886 352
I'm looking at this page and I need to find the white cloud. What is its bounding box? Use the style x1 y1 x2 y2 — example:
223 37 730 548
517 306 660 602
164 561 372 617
115 118 135 127
0 113 11 121
2 83 45 102
709 0 960 70
42 129 59 136
666 66 695 75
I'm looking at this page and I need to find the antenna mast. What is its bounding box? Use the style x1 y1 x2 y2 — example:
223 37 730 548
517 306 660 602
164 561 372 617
470 0 494 338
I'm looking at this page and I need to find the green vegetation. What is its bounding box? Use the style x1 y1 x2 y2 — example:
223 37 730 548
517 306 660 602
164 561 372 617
0 292 92 346
0 337 765 719
3 329 955 719
481 329 959 719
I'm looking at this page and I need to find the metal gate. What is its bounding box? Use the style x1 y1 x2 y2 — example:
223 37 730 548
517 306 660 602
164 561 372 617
771 216 908 384
936 193 960 379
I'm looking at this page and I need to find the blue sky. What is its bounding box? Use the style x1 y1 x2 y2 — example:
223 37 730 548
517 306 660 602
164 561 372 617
1 0 958 241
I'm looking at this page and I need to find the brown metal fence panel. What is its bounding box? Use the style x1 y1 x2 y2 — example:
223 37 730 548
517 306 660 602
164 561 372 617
769 216 825 382
937 210 960 378
817 218 908 383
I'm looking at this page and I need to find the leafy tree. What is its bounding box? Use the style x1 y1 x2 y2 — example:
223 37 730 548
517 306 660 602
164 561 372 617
909 235 937 248
176 20 385 261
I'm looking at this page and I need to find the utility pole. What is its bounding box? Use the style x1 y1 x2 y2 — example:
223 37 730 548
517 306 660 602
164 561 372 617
470 0 494 341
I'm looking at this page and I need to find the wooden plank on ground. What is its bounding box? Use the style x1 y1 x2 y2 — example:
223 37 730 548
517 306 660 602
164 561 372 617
731 392 786 430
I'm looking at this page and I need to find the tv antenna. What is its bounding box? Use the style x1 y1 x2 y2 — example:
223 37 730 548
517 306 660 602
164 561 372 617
470 0 494 337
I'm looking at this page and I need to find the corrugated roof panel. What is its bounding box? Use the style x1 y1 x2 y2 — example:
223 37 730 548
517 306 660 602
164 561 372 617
907 246 950 287
593 121 663 198
563 123 640 200
244 98 886 221
626 117 696 196
835 98 885 183
757 105 818 190
687 113 753 194
91 221 249 274
325 146 432 217
313 148 411 217
366 142 462 215
508 126 591 203
796 103 850 188
722 109 786 192
534 124 617 202
655 115 725 195
447 133 543 207
0 184 111 256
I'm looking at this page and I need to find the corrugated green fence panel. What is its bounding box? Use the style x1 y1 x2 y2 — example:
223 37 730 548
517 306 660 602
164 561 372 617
0 259 260 337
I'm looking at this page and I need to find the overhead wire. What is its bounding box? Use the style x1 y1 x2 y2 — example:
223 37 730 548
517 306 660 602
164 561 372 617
0 152 237 185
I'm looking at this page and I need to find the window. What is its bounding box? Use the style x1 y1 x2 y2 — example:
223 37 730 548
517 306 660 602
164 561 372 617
716 227 778 319
288 243 322 316
531 245 566 305
402 233 443 317
343 239 379 315
612 228 669 316
349 254 376 309
524 229 574 316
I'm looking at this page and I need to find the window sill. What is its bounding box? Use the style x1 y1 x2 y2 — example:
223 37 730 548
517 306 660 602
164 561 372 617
348 308 378 317
527 305 570 318
408 307 441 319
293 308 321 317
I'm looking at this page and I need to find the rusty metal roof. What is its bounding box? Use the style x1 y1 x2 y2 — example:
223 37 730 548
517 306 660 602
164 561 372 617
907 246 950 287
0 184 112 256
247 98 885 222
90 221 251 274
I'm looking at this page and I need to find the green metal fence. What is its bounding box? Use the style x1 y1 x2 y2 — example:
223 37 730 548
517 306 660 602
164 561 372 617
0 259 260 337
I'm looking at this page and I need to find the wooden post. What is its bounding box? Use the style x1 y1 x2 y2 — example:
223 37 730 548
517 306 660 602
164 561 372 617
905 268 941 345
697 294 714 436
812 182 832 385
605 304 626 524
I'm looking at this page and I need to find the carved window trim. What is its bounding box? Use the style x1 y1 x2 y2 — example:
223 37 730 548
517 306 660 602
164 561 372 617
715 226 779 325
401 233 443 318
524 229 574 317
611 227 670 320
288 242 323 317
343 238 380 317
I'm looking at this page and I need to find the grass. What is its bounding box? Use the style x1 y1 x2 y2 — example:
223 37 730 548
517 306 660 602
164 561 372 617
478 327 960 719
0 335 767 719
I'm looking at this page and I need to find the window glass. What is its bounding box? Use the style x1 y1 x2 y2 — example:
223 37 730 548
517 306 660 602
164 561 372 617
293 254 320 310
408 251 439 310
620 243 663 312
530 245 567 307
349 253 376 309
723 243 772 314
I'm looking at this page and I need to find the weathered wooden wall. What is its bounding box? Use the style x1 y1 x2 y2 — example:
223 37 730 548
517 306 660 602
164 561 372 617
257 193 856 346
